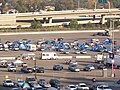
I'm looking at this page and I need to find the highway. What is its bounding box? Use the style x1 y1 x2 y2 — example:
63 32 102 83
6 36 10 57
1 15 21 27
0 9 120 28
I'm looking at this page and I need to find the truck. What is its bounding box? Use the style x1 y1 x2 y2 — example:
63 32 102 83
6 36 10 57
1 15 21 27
40 52 58 60
95 53 106 64
105 54 120 69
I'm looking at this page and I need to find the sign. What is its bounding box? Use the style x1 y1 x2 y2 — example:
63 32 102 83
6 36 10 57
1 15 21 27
98 0 107 3
109 52 114 59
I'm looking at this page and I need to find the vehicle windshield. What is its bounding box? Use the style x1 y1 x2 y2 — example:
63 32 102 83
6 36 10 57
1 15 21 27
6 80 12 83
27 78 36 81
18 80 24 83
103 86 110 89
80 85 86 87
70 86 76 88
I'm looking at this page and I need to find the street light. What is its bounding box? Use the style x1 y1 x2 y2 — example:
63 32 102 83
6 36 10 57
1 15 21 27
109 19 115 77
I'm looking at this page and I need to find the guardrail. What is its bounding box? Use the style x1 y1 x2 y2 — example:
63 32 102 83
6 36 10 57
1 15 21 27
0 57 16 60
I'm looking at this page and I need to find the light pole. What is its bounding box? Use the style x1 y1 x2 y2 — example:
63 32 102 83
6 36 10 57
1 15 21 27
33 57 37 79
78 0 79 9
110 19 115 77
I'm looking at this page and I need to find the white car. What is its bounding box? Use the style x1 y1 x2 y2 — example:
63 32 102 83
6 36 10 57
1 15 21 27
87 65 95 70
3 79 14 87
65 84 77 90
32 83 43 90
76 83 89 90
16 79 24 87
96 85 112 90
7 65 16 72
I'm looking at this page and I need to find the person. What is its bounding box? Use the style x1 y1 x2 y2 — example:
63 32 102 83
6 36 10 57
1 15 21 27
105 29 110 36
92 78 96 83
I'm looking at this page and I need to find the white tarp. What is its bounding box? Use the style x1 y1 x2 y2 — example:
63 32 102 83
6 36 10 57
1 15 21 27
13 60 23 64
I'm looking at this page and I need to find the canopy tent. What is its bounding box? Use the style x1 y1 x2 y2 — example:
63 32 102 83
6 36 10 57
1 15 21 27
13 60 23 64
21 82 30 89
0 60 7 63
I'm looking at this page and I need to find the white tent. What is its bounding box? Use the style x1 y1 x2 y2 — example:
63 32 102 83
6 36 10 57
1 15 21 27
13 60 23 64
0 60 7 63
47 87 58 90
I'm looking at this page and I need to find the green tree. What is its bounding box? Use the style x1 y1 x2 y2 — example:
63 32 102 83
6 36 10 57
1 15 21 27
114 20 120 28
31 19 42 29
69 19 78 28
55 0 74 11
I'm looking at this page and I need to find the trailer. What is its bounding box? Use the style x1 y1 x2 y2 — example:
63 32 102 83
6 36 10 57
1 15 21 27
40 52 58 60
95 53 105 63
105 54 120 68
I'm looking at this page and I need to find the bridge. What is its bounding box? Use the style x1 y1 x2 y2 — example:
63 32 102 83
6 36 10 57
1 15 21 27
0 9 120 28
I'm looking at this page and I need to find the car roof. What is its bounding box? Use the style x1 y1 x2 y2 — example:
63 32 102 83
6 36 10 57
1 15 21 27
5 79 12 81
68 84 75 86
79 83 86 85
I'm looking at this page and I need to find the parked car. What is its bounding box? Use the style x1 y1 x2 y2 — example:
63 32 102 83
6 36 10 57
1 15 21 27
65 84 77 90
32 83 43 90
0 63 8 68
49 79 63 88
7 65 16 72
65 60 78 65
38 79 51 88
53 64 63 71
3 79 14 87
96 64 107 69
21 67 33 73
16 79 24 87
86 65 95 70
81 67 92 71
32 66 45 73
90 82 112 90
25 76 37 87
117 79 120 84
68 64 80 72
76 83 89 90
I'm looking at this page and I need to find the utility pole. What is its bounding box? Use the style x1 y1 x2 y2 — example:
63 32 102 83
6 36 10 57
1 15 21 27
94 1 97 10
108 1 110 11
78 0 79 9
110 19 115 77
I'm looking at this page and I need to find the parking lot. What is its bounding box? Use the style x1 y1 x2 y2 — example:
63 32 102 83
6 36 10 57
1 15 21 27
0 31 120 90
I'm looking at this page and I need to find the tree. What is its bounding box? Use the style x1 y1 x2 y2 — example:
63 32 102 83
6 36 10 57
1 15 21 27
69 19 78 28
55 0 74 11
31 19 42 29
114 20 120 28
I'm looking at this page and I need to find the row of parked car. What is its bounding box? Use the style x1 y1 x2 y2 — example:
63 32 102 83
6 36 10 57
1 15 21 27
3 77 114 90
3 76 63 90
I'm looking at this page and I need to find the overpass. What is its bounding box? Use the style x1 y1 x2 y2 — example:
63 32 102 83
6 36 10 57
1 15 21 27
0 9 120 28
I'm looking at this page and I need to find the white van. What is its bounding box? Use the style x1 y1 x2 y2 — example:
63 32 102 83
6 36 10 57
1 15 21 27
40 52 58 60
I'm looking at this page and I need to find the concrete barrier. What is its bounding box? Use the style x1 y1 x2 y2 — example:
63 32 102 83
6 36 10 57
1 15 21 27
76 56 92 59
58 56 72 59
0 57 16 60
